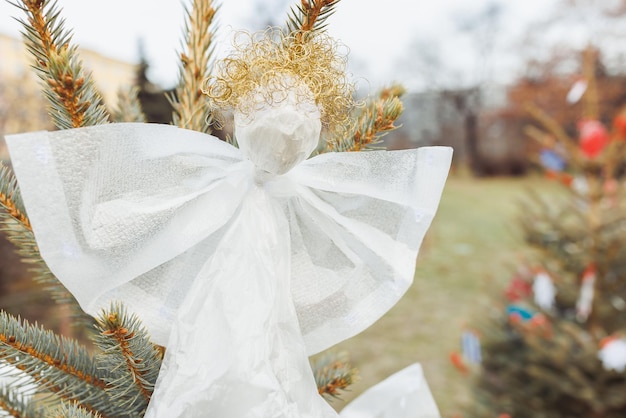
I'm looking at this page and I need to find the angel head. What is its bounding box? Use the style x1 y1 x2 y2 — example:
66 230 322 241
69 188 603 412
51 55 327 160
204 29 354 174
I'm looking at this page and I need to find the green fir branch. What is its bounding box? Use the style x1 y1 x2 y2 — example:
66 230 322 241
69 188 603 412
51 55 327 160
287 0 341 37
0 164 31 232
47 401 102 418
93 304 162 416
311 351 357 400
0 164 78 307
110 87 146 123
170 0 218 133
0 312 127 418
0 384 41 418
10 0 109 129
326 84 405 152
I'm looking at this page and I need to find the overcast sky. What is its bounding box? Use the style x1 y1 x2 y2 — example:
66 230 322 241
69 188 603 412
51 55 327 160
0 0 604 92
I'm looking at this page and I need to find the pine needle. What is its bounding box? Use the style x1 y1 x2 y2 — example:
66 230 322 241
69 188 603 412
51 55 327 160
5 0 103 312
10 0 109 129
110 87 146 123
0 312 125 417
311 351 357 400
287 0 341 37
47 401 103 418
0 164 31 232
0 384 40 418
326 84 405 152
93 303 162 416
170 0 218 134
0 163 80 308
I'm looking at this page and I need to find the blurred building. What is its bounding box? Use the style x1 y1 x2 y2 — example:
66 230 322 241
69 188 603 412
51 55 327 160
382 84 525 175
0 32 137 157
383 48 626 177
0 32 137 107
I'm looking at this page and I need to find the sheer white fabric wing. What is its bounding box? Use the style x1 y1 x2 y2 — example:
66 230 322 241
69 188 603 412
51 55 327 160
6 123 451 352
288 149 451 353
339 363 441 418
7 124 249 344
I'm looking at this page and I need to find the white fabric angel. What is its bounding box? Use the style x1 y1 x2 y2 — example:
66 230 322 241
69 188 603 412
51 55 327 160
6 31 452 417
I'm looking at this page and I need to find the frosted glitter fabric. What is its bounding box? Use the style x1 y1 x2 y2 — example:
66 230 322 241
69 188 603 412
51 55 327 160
7 104 452 416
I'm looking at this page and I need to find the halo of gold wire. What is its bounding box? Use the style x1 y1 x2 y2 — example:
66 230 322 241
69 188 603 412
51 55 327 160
204 28 355 141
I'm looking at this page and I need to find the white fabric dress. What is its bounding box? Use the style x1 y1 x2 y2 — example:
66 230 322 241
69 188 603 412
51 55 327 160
6 96 452 416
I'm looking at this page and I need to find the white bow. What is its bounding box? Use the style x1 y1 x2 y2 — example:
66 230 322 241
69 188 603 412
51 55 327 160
7 123 451 417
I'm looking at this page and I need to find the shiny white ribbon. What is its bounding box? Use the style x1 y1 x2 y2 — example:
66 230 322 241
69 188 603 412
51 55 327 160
7 123 451 417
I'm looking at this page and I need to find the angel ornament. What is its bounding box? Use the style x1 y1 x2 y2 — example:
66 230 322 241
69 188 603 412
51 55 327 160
7 30 452 417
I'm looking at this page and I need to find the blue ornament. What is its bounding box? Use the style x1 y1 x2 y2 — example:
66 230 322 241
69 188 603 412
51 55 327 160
461 331 481 364
540 149 566 172
506 305 534 322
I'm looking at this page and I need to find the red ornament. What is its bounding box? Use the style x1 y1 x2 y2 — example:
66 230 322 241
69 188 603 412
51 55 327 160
505 276 532 302
614 113 626 138
449 352 469 374
600 335 618 349
530 314 545 326
578 119 608 158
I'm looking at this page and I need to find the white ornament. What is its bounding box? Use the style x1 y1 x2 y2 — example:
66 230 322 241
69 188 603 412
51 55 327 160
566 79 588 104
533 271 556 311
7 88 452 416
339 364 440 418
576 267 595 322
598 338 626 372
571 176 589 196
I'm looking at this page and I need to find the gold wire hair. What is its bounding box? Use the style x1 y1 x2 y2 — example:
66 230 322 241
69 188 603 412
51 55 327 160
204 28 355 140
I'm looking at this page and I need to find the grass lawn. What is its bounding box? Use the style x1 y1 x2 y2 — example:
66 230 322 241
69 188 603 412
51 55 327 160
329 174 559 416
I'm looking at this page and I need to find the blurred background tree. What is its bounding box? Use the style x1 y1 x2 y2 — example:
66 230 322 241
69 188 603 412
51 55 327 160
469 45 626 417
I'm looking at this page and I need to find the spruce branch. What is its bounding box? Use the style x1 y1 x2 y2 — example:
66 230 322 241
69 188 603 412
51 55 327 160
0 163 78 307
311 351 357 400
287 0 341 36
11 0 109 129
48 401 102 418
326 85 405 152
5 0 101 312
0 312 125 417
0 164 31 232
111 87 146 123
525 102 579 163
0 385 40 418
93 304 162 415
171 0 218 134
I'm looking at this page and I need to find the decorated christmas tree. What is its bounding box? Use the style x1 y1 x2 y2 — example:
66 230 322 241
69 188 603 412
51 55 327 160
0 0 451 416
470 47 626 417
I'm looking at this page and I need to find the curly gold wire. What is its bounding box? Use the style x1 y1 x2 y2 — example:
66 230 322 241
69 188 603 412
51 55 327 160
203 28 355 141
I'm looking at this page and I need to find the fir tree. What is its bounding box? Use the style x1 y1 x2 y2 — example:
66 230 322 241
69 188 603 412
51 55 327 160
0 0 408 415
470 47 626 418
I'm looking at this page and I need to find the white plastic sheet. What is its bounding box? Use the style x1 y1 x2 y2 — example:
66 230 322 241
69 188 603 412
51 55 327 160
339 364 441 418
7 120 451 416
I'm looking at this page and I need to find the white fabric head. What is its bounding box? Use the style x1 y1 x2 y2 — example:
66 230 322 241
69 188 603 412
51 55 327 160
235 78 321 175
